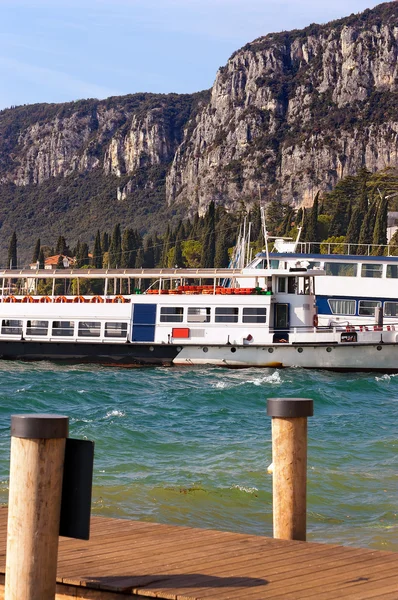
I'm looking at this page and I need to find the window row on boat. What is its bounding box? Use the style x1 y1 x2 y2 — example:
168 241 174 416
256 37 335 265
159 306 267 324
1 320 128 338
326 299 398 317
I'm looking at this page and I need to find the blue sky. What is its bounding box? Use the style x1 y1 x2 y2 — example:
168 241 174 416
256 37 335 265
0 0 382 110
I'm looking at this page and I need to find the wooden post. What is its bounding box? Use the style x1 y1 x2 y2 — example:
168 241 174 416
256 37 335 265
267 398 313 541
6 414 69 600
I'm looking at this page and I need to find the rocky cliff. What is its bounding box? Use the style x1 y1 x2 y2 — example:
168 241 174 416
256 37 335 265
167 1 398 214
0 1 397 262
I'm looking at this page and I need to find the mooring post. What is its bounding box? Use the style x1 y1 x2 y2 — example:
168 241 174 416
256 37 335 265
267 398 313 541
6 414 69 600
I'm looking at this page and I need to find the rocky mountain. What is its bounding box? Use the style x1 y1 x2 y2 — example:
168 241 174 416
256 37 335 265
0 1 397 263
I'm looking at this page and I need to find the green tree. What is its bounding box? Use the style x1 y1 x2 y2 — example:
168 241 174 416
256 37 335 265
372 195 388 254
358 198 377 253
101 231 110 253
109 224 122 268
8 231 17 269
38 248 45 269
121 228 136 268
200 201 216 268
32 238 41 263
306 191 320 252
214 229 229 268
93 230 102 269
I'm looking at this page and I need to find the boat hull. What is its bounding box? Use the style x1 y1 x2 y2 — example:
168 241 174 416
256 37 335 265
173 343 398 372
0 341 179 367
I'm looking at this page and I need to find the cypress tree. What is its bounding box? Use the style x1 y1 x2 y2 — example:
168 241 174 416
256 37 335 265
109 224 122 268
214 230 229 268
173 237 184 268
144 236 155 268
93 230 102 269
372 196 388 254
56 254 64 269
38 248 45 269
8 231 17 269
32 238 41 263
160 225 171 267
101 231 110 253
135 247 144 268
200 201 216 268
306 192 320 251
358 198 378 253
121 228 136 268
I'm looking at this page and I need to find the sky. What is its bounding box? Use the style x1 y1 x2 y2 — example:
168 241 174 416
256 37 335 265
0 0 384 111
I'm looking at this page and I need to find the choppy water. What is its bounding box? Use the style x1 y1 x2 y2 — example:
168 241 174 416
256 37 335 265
0 362 396 550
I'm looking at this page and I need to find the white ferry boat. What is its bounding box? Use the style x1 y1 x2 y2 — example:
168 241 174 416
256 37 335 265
0 265 397 371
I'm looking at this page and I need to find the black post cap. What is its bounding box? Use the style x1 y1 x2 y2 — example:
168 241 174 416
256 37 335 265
11 414 69 439
267 398 313 418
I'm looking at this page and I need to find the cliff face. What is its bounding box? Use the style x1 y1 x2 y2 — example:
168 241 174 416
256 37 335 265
167 2 398 213
0 2 397 261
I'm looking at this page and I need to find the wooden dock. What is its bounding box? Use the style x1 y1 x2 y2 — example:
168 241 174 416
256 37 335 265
0 508 396 599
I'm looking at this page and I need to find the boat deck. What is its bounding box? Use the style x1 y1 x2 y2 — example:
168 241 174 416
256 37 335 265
0 509 397 599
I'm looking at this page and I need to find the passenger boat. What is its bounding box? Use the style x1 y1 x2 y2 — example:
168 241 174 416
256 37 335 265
0 265 397 371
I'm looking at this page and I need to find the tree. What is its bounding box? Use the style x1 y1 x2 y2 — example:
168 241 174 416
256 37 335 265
38 248 45 269
143 236 155 268
93 230 102 269
214 229 229 268
8 231 17 269
101 231 110 253
358 198 377 253
32 238 41 263
306 191 320 252
109 224 122 268
346 193 368 248
76 241 89 266
121 228 136 268
372 195 388 254
55 236 71 256
200 201 216 268
173 235 185 268
56 254 65 269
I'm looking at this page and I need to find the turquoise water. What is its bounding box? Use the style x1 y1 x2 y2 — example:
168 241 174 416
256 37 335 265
0 362 396 551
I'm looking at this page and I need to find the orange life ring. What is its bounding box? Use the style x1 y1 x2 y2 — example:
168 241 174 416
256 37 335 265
112 295 126 303
39 296 52 303
73 296 86 303
55 296 68 303
90 296 104 303
313 314 318 327
4 295 17 303
22 296 35 303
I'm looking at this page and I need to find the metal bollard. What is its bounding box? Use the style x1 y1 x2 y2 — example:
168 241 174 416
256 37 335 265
6 414 69 600
267 398 313 541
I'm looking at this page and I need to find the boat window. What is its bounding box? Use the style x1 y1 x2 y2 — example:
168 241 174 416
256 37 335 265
105 322 128 338
52 321 75 336
187 307 210 323
270 260 279 269
361 264 383 278
328 299 356 315
215 307 239 323
386 265 398 279
255 259 267 269
287 277 297 294
325 263 356 276
307 261 321 269
26 320 48 336
160 307 183 323
297 277 312 295
1 319 22 335
78 321 101 337
358 300 381 316
243 307 266 323
277 278 286 293
384 302 398 317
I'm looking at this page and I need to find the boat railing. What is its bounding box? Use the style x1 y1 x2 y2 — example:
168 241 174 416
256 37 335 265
296 241 398 256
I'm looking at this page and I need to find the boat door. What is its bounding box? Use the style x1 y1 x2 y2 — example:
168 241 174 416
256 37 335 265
132 304 156 342
274 303 289 329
